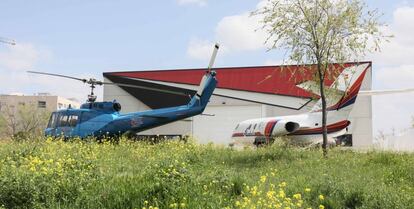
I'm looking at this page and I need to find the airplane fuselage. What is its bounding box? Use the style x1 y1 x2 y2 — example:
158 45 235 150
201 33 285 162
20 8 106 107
232 63 371 147
231 110 350 146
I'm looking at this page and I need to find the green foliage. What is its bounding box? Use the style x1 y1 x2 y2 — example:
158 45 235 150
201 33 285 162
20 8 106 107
0 138 413 208
0 104 50 140
254 0 390 66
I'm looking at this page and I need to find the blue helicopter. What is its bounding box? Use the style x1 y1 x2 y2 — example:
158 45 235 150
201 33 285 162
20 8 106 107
28 44 219 139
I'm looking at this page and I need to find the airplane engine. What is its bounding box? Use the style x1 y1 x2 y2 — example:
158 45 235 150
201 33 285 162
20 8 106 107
271 121 300 135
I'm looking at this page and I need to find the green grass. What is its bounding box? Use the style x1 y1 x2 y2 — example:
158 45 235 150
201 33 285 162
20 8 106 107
0 138 413 209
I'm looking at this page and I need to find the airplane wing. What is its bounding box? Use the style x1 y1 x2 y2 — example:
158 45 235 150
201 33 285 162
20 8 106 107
359 88 414 96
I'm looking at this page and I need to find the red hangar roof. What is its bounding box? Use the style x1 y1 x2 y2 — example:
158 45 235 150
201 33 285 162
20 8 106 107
103 62 372 110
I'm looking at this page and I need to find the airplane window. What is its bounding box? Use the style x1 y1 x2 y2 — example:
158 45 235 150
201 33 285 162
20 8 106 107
259 122 264 129
68 115 79 127
245 124 252 134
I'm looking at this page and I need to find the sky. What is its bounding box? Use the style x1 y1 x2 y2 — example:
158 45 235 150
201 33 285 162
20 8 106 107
0 0 414 136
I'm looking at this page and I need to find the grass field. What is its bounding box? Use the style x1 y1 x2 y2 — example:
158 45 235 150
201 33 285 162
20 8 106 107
0 138 413 209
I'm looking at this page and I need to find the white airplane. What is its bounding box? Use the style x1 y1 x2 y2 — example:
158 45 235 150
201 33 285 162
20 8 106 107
232 63 371 146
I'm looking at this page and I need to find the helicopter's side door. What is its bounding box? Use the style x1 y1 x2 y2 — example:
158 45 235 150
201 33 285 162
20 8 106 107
78 111 110 137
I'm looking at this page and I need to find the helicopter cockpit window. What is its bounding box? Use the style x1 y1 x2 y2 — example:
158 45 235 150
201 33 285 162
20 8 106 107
58 115 69 127
68 115 79 127
56 113 79 127
47 113 58 128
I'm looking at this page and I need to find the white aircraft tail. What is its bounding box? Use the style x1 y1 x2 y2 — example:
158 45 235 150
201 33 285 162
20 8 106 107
309 63 370 120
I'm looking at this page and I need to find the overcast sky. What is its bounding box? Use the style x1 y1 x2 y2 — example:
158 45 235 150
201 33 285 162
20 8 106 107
0 0 414 135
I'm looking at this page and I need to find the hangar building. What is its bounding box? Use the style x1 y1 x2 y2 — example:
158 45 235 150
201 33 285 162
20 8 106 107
103 62 372 148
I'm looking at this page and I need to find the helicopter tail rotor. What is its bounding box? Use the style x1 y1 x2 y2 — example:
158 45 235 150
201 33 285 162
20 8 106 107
207 43 219 73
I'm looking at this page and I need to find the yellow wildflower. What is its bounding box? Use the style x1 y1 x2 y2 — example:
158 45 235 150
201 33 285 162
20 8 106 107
284 197 291 203
319 194 324 200
293 193 302 199
319 205 325 209
278 190 286 198
251 190 257 196
235 201 241 207
305 188 311 192
260 175 267 183
266 191 275 199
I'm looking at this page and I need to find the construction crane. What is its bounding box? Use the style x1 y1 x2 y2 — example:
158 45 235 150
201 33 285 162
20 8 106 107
0 37 16 45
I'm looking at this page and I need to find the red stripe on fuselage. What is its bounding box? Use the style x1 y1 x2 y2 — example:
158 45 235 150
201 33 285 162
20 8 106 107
231 132 264 137
232 133 244 137
289 120 350 135
264 120 278 137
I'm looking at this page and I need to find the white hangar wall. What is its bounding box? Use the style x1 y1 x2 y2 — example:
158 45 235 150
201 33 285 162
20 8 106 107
348 68 372 148
103 67 372 148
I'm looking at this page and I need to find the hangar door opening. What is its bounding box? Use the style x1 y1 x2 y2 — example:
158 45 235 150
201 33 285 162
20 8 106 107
193 105 262 144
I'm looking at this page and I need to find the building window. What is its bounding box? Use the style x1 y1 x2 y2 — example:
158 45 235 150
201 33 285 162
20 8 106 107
38 101 46 108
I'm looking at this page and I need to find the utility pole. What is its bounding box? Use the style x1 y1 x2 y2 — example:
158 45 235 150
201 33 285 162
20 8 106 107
0 37 16 45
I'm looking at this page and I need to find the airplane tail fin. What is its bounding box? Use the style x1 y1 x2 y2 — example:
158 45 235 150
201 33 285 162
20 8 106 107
310 63 370 119
188 44 219 109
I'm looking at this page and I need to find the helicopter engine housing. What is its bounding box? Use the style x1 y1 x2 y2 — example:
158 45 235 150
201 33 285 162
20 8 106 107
113 102 122 112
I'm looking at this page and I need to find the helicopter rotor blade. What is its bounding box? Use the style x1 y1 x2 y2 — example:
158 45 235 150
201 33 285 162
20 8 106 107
27 71 88 83
28 71 191 97
102 82 190 97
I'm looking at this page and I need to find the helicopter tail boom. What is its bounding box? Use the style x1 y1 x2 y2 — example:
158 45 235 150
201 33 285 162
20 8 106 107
189 71 217 109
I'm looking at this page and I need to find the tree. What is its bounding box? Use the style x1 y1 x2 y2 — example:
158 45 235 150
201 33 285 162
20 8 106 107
0 104 50 140
254 0 390 157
